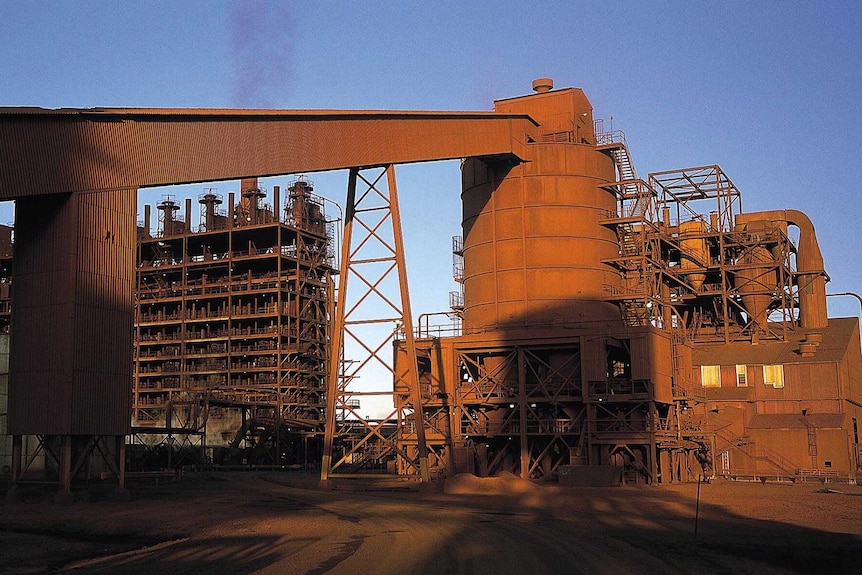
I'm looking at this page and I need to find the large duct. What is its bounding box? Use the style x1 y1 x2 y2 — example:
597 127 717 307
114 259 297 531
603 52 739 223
735 209 827 329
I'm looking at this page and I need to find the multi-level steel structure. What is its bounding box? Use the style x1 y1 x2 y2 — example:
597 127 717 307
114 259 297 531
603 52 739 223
0 80 859 494
133 177 334 464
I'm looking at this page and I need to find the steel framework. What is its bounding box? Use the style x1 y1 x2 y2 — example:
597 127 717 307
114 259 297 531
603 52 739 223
321 166 430 483
133 179 335 465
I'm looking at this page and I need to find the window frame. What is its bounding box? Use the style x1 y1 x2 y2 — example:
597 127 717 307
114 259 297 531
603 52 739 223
762 364 785 388
735 364 748 387
700 364 721 388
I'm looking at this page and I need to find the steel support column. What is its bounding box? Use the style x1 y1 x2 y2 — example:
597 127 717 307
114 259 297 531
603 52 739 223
321 165 430 483
517 348 529 478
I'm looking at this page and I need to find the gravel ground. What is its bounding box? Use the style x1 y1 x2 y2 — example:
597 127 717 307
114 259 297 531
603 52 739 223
1 472 861 574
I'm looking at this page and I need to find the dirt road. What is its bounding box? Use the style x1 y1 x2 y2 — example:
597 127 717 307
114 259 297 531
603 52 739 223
1 472 860 574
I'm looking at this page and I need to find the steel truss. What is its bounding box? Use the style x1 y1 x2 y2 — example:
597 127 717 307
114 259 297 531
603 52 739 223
598 146 800 344
402 340 591 480
8 434 125 495
321 166 430 483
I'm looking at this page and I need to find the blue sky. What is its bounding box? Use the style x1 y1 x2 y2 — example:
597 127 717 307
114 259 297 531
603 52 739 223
2 1 861 384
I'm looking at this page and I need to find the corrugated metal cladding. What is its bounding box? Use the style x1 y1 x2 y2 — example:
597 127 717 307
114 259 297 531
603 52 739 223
0 112 535 198
8 194 76 434
9 190 135 435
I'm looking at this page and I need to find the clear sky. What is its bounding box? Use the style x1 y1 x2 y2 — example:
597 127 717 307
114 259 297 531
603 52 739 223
2 1 861 414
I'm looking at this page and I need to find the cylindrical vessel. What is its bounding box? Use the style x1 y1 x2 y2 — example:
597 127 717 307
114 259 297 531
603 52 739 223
679 220 708 291
734 244 777 327
461 143 622 333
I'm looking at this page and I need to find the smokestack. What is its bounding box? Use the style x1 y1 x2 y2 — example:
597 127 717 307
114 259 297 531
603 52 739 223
199 191 222 231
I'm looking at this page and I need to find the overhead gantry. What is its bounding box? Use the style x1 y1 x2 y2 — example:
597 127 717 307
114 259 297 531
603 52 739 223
0 106 537 492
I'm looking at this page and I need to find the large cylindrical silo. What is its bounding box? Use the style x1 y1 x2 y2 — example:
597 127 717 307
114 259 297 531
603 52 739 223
460 83 622 334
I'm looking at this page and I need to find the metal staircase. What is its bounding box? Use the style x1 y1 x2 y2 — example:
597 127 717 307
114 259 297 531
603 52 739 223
714 427 797 478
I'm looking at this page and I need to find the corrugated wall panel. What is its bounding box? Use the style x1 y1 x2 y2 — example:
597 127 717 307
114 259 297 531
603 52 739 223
0 113 533 198
71 190 135 435
9 191 134 435
630 335 650 381
8 194 77 434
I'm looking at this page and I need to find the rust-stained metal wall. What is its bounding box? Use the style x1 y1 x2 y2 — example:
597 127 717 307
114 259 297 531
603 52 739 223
461 87 621 333
0 111 534 198
9 190 135 435
692 317 862 478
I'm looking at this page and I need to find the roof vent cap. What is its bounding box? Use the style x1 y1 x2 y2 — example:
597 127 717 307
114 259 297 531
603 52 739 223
532 78 554 93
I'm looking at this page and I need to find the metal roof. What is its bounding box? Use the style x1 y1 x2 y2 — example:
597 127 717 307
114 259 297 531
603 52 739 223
691 317 859 366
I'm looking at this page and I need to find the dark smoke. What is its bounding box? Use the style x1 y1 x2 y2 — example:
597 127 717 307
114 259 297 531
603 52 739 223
229 0 294 108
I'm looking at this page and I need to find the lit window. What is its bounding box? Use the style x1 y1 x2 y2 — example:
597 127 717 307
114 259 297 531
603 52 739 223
763 364 784 388
700 365 721 388
736 364 747 387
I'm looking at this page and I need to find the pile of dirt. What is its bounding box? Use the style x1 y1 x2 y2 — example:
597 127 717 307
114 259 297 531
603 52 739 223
442 471 540 495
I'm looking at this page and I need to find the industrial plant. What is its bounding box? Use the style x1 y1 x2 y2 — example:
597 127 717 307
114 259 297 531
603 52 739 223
0 80 859 495
388 86 861 485
132 176 335 468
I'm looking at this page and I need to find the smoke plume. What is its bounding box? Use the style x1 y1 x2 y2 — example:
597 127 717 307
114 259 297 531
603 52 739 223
229 0 294 108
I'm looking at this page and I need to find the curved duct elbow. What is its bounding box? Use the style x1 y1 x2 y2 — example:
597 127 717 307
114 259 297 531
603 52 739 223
735 209 828 329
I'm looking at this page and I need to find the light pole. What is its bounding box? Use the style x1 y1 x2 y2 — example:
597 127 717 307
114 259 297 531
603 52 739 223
826 292 862 314
826 292 862 334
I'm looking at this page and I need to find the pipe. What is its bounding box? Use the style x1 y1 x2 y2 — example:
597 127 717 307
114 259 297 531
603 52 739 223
736 209 828 329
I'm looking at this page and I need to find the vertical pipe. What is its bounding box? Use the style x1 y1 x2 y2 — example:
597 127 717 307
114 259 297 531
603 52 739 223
275 183 283 462
228 192 235 229
144 204 151 237
695 474 702 539
185 198 192 233
273 185 280 224
117 436 126 489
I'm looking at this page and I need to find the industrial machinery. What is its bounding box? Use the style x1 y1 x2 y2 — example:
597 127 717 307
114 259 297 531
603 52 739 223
388 80 861 484
0 80 859 494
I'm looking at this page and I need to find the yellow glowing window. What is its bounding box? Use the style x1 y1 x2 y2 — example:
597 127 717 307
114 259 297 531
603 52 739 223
763 364 784 388
736 364 748 387
700 365 721 388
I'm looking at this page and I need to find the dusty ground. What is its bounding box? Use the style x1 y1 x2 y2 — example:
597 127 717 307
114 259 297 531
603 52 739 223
1 472 861 574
